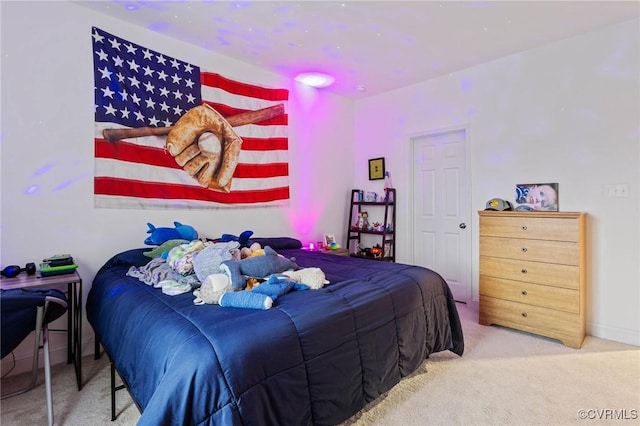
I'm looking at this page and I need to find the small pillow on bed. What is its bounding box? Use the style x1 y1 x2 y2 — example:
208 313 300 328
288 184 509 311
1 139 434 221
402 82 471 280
250 237 302 250
101 248 153 270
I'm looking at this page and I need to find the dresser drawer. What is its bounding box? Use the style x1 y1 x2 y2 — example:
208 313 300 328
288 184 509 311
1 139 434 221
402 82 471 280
480 276 579 313
480 236 579 266
480 256 580 289
479 296 580 339
480 216 579 242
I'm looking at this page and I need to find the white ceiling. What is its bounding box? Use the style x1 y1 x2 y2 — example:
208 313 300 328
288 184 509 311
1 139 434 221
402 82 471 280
75 1 640 99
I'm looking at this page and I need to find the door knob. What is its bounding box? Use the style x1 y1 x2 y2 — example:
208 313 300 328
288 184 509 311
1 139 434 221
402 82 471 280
459 223 466 229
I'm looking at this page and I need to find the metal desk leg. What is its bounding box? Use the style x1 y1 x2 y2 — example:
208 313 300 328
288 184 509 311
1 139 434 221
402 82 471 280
67 283 72 365
76 278 82 390
68 279 83 390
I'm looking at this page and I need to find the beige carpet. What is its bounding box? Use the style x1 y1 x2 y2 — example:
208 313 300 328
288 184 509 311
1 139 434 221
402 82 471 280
1 303 638 425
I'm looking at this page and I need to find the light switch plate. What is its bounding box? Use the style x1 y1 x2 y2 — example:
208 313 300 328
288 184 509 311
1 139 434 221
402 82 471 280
605 183 629 198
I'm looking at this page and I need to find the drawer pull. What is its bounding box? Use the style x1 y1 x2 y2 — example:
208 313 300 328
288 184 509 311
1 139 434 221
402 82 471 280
521 312 528 318
521 247 527 252
521 290 527 296
521 269 527 274
521 225 528 231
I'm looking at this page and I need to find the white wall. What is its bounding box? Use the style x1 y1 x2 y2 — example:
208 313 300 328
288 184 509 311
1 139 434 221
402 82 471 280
0 1 355 372
353 19 640 346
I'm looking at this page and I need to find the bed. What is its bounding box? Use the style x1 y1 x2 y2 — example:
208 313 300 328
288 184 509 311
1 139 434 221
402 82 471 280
86 238 464 425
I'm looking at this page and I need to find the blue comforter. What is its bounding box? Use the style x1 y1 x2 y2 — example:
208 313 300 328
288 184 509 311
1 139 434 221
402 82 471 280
87 246 464 425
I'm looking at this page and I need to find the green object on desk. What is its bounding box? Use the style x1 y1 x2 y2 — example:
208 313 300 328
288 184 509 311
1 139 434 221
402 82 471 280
39 262 78 277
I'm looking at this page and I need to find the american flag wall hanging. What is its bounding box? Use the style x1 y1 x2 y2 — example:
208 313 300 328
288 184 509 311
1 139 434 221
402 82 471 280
92 27 289 209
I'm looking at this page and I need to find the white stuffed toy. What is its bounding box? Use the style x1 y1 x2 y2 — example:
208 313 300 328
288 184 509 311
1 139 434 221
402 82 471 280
193 274 231 305
282 267 329 290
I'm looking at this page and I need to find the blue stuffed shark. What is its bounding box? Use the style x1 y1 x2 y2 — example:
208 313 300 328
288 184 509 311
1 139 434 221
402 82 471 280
218 274 308 310
252 273 309 299
144 221 198 246
219 230 254 248
220 246 299 290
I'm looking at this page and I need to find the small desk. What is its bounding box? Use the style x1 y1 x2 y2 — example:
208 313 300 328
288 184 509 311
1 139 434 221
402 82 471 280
0 270 83 390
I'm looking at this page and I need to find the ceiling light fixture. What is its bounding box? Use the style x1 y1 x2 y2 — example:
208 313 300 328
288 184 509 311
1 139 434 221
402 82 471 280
295 72 335 88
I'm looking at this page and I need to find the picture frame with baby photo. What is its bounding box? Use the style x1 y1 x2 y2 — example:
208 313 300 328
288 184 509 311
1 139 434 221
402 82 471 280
515 183 559 211
324 234 336 247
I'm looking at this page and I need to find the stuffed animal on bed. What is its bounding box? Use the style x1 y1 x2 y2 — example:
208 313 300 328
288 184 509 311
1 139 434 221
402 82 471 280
240 242 265 259
219 291 273 310
193 273 232 305
143 239 188 258
282 268 329 290
192 273 275 309
144 222 198 246
253 273 309 297
219 230 255 248
220 246 299 290
194 273 307 309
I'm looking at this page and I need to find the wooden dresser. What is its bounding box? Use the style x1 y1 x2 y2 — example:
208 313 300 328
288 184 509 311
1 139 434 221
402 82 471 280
478 211 587 348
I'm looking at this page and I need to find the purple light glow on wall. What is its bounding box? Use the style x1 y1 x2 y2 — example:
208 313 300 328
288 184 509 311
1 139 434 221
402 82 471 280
284 83 335 246
24 185 39 195
23 162 88 195
32 163 54 177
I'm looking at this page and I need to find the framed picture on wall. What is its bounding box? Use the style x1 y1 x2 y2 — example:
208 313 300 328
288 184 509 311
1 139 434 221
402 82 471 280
324 234 336 247
368 157 385 180
515 183 559 211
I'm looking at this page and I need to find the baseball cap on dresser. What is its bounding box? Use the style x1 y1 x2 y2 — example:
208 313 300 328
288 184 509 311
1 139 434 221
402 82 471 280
485 198 513 211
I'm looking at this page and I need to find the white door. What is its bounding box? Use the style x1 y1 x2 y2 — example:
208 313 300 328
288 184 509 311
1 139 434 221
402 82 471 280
411 128 471 301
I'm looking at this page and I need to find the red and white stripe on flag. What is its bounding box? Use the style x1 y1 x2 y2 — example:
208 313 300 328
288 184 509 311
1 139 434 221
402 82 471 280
93 28 289 209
